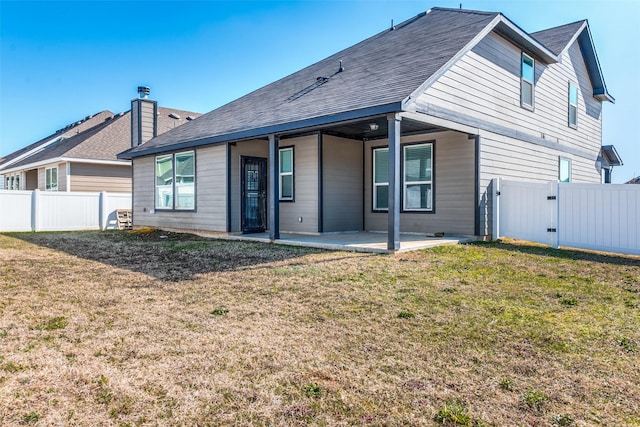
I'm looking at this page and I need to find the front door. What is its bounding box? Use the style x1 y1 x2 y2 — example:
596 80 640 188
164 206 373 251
241 156 267 233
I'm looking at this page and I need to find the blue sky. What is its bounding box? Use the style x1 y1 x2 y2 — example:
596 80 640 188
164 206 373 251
1 0 638 182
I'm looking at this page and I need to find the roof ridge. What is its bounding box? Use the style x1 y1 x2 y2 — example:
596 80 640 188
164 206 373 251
429 7 498 16
532 19 587 35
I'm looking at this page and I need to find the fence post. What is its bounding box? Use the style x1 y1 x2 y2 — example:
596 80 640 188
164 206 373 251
491 177 500 240
554 182 560 249
31 189 40 232
99 191 107 231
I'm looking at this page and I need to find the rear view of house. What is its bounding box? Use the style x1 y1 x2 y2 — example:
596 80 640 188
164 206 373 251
118 7 619 251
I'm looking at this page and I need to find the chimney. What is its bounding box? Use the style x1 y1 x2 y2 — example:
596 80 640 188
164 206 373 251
131 86 158 147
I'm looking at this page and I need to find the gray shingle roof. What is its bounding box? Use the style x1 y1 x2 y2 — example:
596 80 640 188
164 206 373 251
120 7 500 158
0 111 114 169
2 107 200 171
531 20 586 55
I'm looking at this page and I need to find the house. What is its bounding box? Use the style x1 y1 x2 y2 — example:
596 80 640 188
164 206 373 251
0 91 200 193
118 7 619 251
627 176 640 185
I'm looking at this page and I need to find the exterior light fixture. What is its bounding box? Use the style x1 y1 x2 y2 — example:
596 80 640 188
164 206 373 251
369 122 379 131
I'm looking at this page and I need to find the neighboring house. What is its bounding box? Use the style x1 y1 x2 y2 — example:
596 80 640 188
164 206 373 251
0 93 200 193
118 7 620 250
627 176 640 185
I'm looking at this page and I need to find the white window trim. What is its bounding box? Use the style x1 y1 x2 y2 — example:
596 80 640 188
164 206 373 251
521 52 535 110
278 147 294 201
45 166 58 191
568 82 578 129
373 147 389 211
402 143 433 212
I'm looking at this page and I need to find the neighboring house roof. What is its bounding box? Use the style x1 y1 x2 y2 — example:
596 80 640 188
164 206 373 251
0 111 114 170
118 7 612 160
1 106 200 174
600 145 623 167
532 20 613 103
626 176 640 184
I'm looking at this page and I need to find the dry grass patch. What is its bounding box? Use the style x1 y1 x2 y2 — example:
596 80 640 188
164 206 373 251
0 230 639 426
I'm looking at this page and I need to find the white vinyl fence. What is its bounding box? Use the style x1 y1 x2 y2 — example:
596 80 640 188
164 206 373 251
0 190 131 232
493 178 640 255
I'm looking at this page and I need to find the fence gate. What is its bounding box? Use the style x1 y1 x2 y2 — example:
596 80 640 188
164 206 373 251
494 178 639 255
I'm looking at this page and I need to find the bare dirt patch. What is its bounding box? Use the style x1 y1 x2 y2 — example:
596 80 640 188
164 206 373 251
1 231 639 426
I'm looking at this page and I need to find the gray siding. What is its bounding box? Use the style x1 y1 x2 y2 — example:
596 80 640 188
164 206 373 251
417 31 605 237
322 135 363 232
25 170 37 190
69 163 132 193
419 32 603 160
133 145 227 231
279 135 318 233
364 131 476 235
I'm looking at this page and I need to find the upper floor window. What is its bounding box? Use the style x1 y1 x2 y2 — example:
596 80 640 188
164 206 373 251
45 167 58 191
155 151 195 210
279 147 294 201
568 83 578 128
521 53 535 110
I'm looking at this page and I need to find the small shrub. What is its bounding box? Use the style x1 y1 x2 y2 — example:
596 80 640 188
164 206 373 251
211 306 229 316
522 388 549 411
397 311 415 319
434 400 471 425
551 413 575 426
303 382 321 398
499 377 514 391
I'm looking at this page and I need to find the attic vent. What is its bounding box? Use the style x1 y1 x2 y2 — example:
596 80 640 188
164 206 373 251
169 113 181 119
286 61 344 102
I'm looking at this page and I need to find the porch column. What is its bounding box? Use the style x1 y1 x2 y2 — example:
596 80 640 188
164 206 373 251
387 113 401 251
269 134 280 240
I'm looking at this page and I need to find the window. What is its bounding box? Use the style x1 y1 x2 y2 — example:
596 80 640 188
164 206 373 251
521 53 535 109
373 142 434 212
559 157 571 183
373 148 389 210
568 83 578 128
14 175 20 191
45 167 58 191
403 143 433 211
155 151 195 210
279 147 294 201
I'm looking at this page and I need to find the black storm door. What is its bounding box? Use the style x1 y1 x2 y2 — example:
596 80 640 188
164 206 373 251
241 156 267 233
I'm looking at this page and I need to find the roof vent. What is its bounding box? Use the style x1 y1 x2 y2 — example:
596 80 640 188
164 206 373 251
186 115 196 121
169 113 181 119
137 86 150 99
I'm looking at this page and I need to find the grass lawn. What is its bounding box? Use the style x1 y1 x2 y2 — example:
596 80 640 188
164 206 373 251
0 230 638 426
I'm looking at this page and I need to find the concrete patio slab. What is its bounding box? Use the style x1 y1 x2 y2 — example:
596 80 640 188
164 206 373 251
193 230 476 254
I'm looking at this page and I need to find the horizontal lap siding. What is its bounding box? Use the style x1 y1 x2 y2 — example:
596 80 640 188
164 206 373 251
421 31 602 159
133 145 227 231
364 131 475 235
279 135 318 233
37 162 66 192
70 163 132 193
322 135 363 232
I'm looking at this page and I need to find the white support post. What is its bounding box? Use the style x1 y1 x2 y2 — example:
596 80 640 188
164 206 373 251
99 191 108 231
491 177 500 240
31 189 40 232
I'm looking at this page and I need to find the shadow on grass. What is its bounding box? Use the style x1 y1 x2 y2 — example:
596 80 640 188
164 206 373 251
5 229 333 281
470 240 640 267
